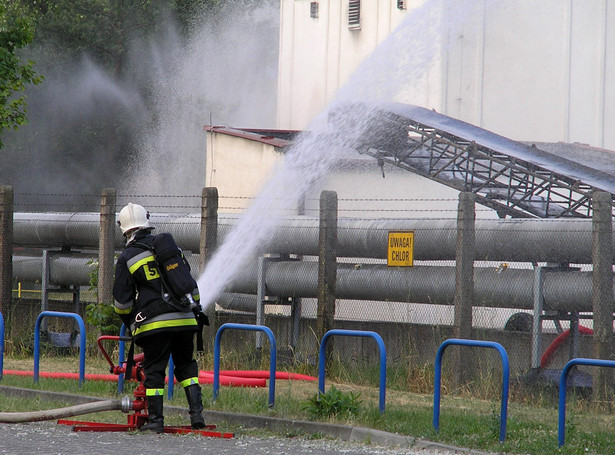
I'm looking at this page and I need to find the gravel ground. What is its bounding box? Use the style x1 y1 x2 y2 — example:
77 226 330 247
0 421 456 455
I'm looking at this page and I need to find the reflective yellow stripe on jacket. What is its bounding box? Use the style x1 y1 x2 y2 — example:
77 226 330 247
127 250 160 281
132 311 197 337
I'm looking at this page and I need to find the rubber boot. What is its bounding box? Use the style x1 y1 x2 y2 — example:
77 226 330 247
140 395 164 434
184 384 205 429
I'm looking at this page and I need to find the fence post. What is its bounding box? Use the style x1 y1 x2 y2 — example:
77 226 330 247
316 190 337 357
591 190 614 400
200 187 218 274
452 191 475 385
40 250 50 332
200 187 218 346
0 186 12 315
531 266 545 369
98 188 116 307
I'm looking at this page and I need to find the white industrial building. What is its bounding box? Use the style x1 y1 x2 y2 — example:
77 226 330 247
203 0 615 329
277 0 615 150
206 0 615 212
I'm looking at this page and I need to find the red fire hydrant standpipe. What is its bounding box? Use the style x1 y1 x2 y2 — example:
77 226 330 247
57 336 233 438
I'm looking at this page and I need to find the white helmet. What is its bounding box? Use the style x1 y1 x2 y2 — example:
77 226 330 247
117 203 152 236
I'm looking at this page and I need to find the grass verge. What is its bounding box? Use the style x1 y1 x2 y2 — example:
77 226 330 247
1 355 614 454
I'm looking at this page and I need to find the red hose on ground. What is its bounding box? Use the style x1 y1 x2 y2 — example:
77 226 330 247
3 368 314 387
208 370 317 381
540 325 593 368
4 370 118 382
3 370 266 387
198 372 266 387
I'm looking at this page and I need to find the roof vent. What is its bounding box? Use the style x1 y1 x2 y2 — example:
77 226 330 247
348 0 361 30
310 2 319 18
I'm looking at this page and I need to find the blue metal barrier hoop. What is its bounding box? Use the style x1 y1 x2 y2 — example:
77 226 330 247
318 329 387 413
213 323 277 407
433 338 510 442
34 311 86 387
558 358 615 447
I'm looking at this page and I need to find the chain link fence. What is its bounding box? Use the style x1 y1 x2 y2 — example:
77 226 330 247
3 190 611 389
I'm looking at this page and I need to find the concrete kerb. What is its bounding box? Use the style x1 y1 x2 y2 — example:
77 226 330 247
0 386 494 455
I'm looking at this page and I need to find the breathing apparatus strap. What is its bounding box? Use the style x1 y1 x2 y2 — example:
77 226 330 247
132 300 172 329
124 338 136 381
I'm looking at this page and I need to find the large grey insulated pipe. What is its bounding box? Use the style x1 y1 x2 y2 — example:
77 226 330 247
13 254 593 312
13 254 93 286
12 212 600 263
10 212 599 314
225 261 593 313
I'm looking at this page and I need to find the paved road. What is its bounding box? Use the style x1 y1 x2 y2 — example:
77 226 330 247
0 387 485 455
0 421 452 455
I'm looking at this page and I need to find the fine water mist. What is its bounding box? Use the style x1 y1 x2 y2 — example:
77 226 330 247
125 3 279 197
197 0 472 309
1 2 279 207
0 55 149 210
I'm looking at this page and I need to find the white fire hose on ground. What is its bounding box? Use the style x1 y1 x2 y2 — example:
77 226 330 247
0 397 132 423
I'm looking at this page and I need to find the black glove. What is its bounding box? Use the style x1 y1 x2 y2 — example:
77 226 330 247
193 309 208 352
194 310 209 326
120 314 132 328
180 294 193 309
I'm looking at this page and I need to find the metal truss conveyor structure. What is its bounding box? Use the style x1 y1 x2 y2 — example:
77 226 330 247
351 103 615 219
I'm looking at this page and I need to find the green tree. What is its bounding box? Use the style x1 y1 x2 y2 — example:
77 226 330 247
0 2 43 148
0 0 278 198
30 0 220 76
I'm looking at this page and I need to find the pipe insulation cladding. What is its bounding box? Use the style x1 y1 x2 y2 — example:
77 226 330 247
13 254 593 312
13 254 92 286
12 212 600 263
225 262 593 313
9 212 598 313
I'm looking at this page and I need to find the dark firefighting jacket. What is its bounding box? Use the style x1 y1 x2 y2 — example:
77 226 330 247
113 230 197 341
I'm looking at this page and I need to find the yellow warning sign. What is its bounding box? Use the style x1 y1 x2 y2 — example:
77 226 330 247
387 231 414 267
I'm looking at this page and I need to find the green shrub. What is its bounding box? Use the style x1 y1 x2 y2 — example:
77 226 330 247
84 258 121 336
303 386 361 419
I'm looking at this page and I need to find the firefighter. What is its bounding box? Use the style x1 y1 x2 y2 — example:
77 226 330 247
112 203 205 433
